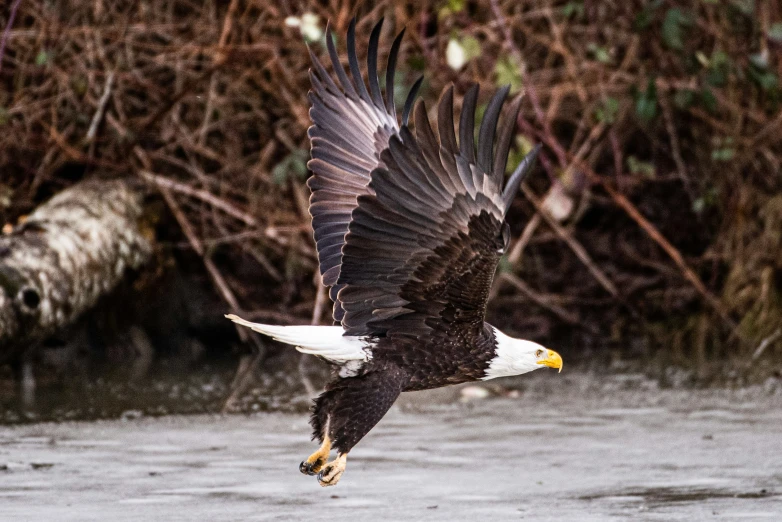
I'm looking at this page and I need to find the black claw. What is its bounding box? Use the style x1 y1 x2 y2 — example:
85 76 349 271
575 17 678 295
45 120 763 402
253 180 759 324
317 468 333 484
300 460 317 476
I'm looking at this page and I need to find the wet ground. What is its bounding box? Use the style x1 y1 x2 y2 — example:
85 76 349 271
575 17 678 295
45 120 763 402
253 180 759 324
0 363 310 424
1 372 781 521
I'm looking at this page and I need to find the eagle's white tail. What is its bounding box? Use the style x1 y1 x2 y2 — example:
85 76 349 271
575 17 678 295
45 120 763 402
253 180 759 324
225 314 369 363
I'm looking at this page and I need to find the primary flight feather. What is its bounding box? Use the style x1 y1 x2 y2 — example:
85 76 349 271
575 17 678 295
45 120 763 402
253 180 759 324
227 18 562 487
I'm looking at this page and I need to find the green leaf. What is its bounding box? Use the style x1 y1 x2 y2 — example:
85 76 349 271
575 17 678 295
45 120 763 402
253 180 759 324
711 51 730 69
634 0 663 31
494 56 524 93
587 43 612 64
438 0 466 19
0 184 12 208
475 103 487 137
594 97 619 124
627 156 656 178
674 89 695 109
505 135 535 175
768 23 782 42
749 52 768 69
699 87 717 112
407 55 426 72
634 80 657 122
747 52 779 92
729 0 754 16
711 138 735 162
562 1 584 19
272 149 309 185
661 8 692 50
498 255 513 274
461 36 481 60
71 76 88 97
692 187 719 214
380 70 420 110
704 51 731 87
272 164 287 185
711 148 735 161
35 50 50 66
748 66 779 92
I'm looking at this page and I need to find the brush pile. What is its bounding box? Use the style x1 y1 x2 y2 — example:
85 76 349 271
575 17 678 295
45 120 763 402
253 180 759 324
1 0 780 380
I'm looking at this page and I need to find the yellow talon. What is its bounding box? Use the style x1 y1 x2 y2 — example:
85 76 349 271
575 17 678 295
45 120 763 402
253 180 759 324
300 435 331 476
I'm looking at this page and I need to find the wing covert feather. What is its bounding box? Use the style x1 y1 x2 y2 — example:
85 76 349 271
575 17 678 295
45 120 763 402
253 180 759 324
336 87 535 338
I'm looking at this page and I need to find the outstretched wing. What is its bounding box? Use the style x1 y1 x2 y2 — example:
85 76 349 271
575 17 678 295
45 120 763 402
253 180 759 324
307 19 422 323
336 85 541 338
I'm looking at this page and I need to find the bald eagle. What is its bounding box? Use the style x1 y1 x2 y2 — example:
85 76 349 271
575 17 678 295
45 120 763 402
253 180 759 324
227 18 562 487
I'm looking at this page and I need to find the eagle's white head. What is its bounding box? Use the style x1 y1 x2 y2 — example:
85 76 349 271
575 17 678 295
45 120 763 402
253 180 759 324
482 327 563 380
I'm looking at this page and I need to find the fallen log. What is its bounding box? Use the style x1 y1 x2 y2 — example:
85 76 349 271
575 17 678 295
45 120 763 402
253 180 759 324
0 180 152 366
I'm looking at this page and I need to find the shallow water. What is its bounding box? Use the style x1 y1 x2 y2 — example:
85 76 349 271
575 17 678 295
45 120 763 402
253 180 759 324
0 374 781 521
0 363 308 424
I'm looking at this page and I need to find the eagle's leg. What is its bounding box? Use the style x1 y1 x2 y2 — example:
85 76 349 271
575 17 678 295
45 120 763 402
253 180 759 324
299 434 331 476
308 365 409 487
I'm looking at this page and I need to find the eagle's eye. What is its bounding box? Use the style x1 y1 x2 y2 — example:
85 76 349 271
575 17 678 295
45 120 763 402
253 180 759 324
535 349 544 358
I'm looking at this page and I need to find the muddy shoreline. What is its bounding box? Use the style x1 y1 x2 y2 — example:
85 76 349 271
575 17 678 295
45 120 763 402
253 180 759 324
1 372 780 521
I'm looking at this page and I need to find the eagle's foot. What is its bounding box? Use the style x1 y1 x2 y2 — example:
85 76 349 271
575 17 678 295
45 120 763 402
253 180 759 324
300 436 331 476
299 456 326 476
317 453 347 487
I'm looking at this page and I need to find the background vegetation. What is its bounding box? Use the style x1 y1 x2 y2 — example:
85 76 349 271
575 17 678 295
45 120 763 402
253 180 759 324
1 0 781 404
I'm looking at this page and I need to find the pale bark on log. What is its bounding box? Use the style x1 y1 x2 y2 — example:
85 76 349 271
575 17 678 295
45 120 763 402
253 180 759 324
0 180 152 360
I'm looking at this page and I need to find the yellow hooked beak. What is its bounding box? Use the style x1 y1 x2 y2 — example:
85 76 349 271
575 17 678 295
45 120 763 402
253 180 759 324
537 349 563 373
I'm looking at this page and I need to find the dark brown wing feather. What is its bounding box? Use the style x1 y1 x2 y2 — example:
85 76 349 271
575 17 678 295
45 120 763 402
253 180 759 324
336 87 540 338
307 19 422 322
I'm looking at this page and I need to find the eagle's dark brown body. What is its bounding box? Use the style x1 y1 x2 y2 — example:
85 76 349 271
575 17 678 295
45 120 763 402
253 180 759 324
387 323 499 392
312 324 498 454
310 203 507 455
